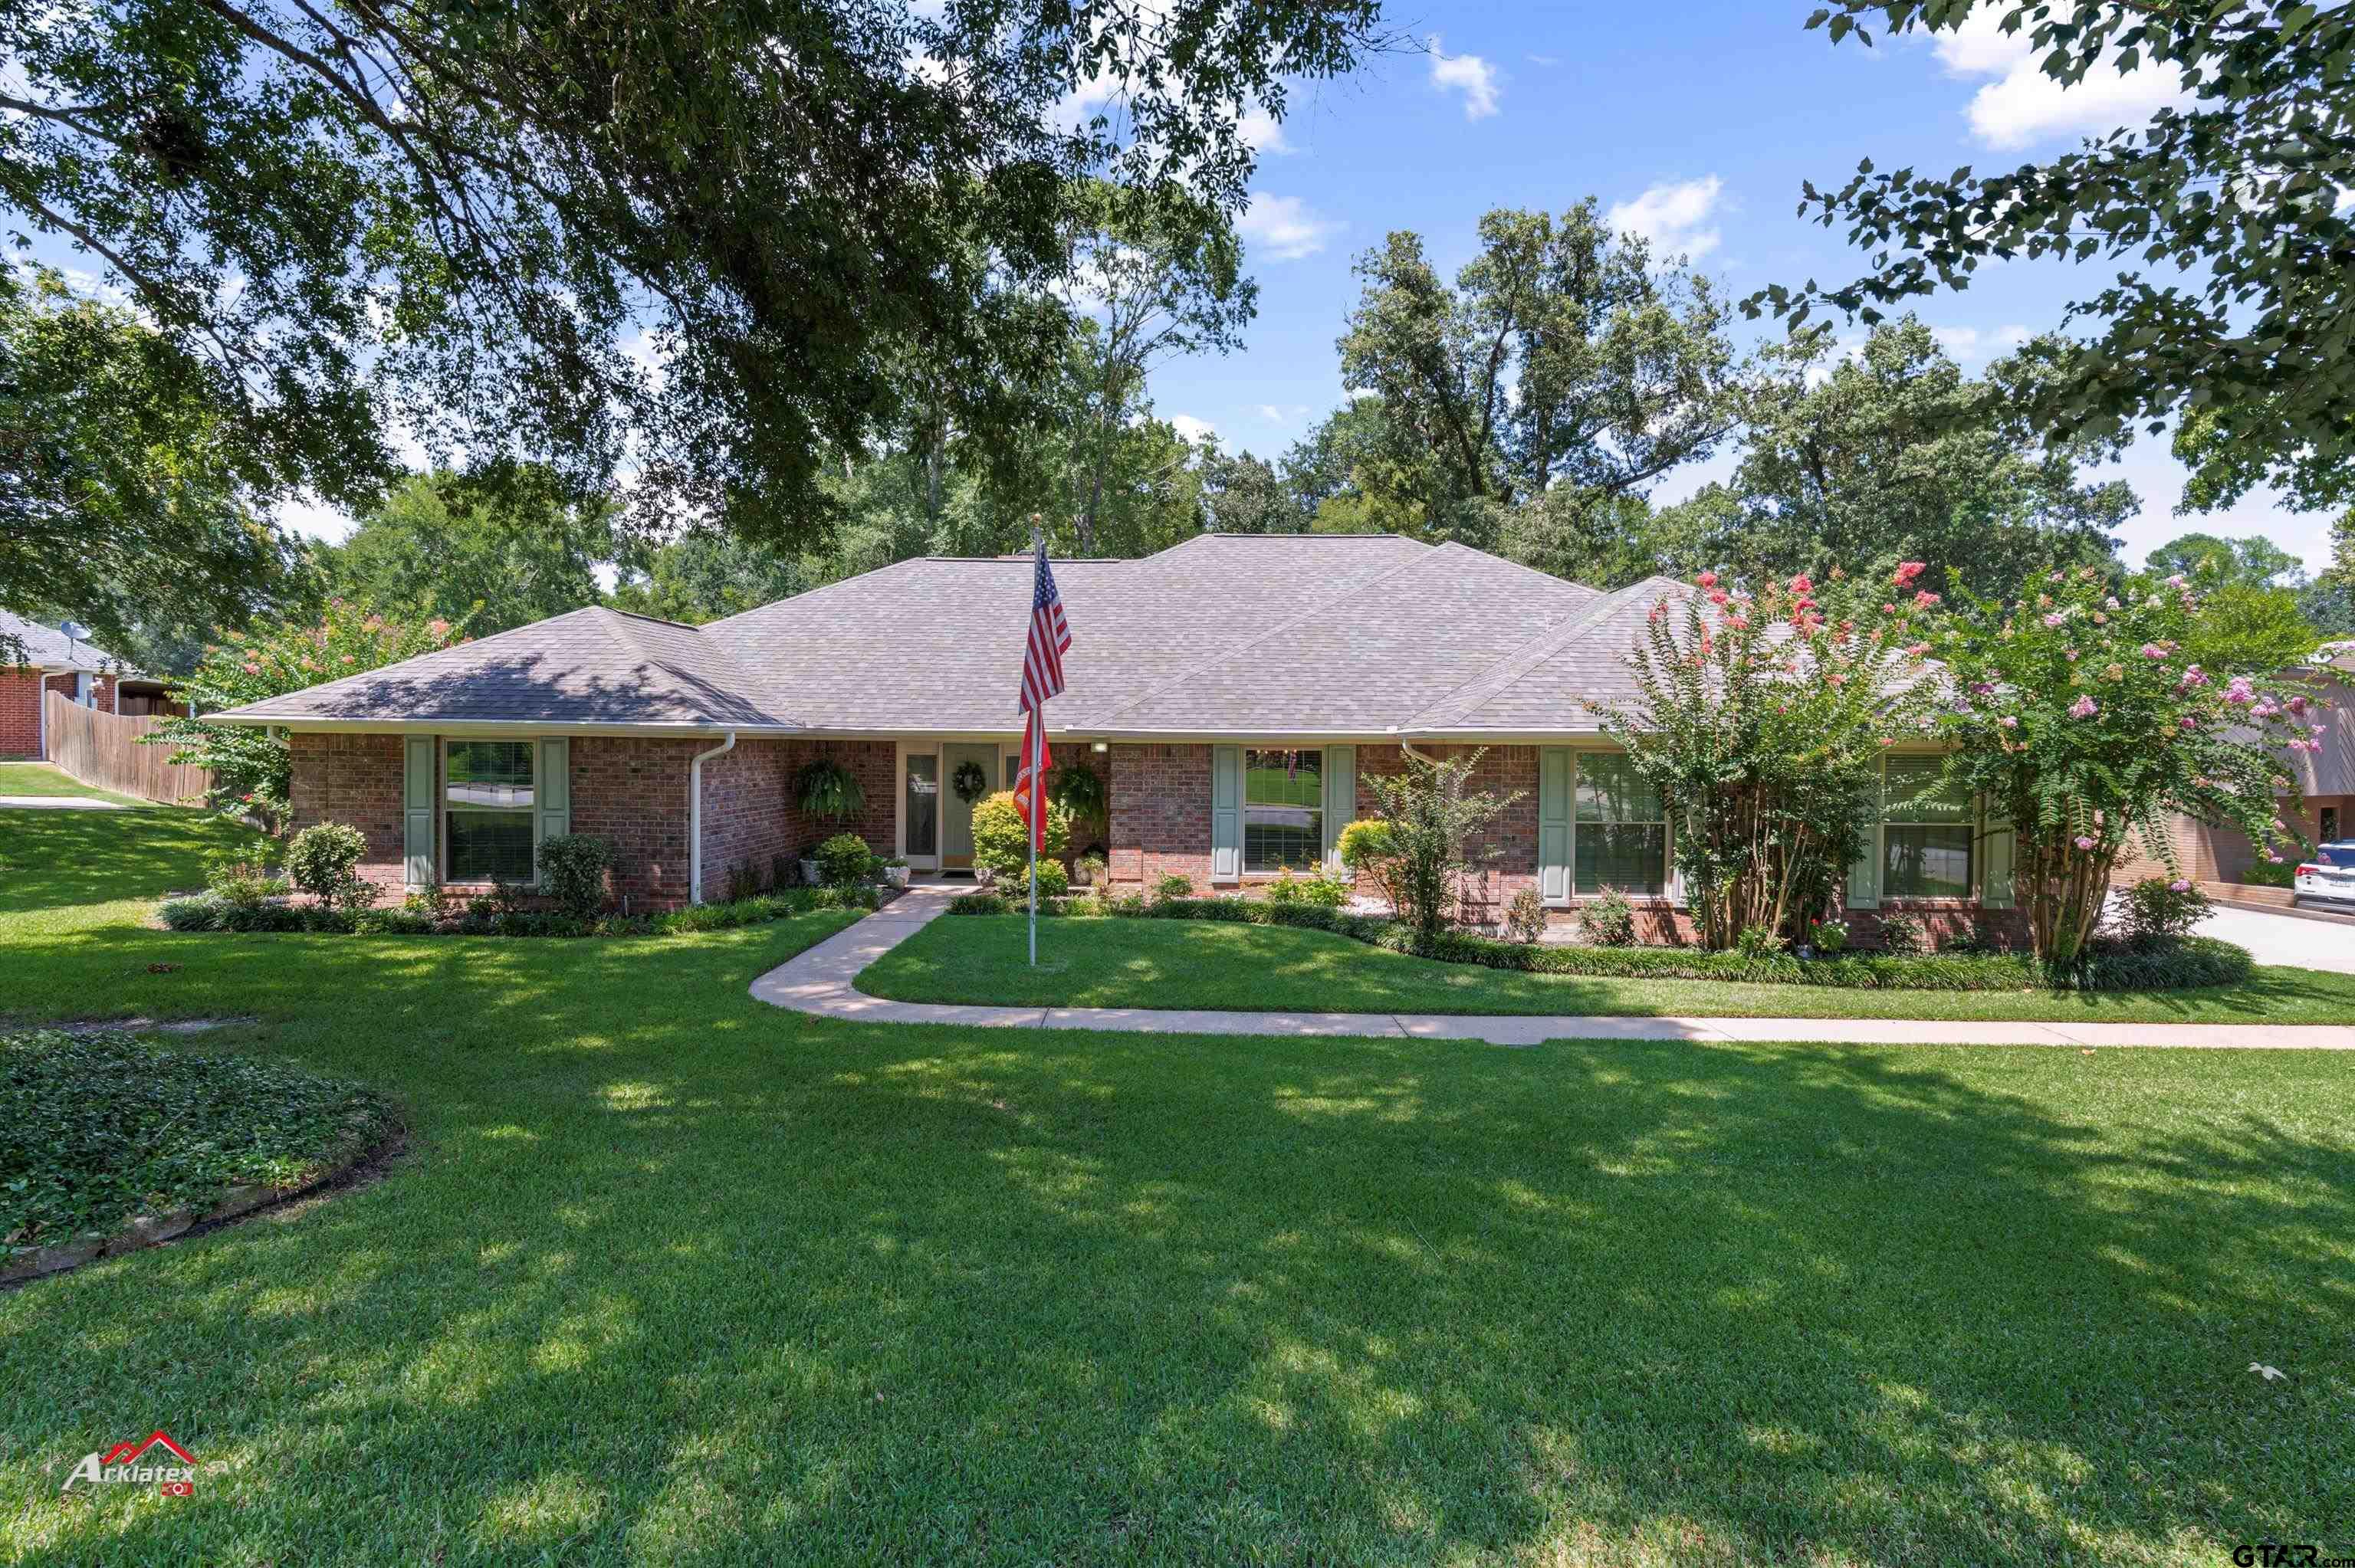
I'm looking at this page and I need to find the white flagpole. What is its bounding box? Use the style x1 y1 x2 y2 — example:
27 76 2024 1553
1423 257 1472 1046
1027 713 1040 967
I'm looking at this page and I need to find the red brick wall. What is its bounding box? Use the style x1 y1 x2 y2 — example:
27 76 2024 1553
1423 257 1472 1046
287 732 701 909
0 669 40 756
1108 743 1214 889
776 739 898 861
287 733 409 897
698 737 794 897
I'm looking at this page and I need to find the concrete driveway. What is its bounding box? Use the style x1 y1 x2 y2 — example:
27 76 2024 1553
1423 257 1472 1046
2194 903 2355 974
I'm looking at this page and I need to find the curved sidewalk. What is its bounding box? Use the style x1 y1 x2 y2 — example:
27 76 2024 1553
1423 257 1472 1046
750 887 2355 1049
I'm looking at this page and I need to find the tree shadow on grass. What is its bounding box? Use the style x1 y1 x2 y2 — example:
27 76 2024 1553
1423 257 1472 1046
8 992 2351 1565
0 808 252 919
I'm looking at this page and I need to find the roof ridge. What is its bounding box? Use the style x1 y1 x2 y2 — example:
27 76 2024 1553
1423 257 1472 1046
1404 576 1672 732
1427 540 1609 599
701 556 933 631
593 605 798 728
1089 543 1453 727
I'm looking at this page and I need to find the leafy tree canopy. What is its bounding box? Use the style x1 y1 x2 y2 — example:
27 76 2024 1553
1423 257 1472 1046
1658 319 2133 595
2144 531 2307 589
1761 3 2355 507
1 0 1381 551
0 271 301 651
320 469 617 637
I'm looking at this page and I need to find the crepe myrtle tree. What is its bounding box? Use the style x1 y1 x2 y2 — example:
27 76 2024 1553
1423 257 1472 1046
1592 564 1943 950
1930 565 2327 966
146 601 465 829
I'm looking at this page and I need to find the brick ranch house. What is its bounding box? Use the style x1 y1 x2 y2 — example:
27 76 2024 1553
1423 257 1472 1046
210 534 2021 939
0 609 179 760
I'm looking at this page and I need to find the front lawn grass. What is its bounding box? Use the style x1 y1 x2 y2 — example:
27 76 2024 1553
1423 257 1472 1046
862 912 2355 1023
0 761 141 803
3 808 2352 1564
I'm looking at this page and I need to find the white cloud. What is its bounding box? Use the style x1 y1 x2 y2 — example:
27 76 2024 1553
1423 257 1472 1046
1930 323 2035 360
275 494 356 545
1934 12 2185 150
1256 403 1309 423
1526 53 1560 68
1236 193 1342 261
1168 413 1217 445
1236 103 1290 155
1606 176 1725 262
1427 35 1500 120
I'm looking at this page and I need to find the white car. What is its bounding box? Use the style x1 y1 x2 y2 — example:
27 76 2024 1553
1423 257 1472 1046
2294 842 2355 907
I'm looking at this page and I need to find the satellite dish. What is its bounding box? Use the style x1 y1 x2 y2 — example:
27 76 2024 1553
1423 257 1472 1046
57 621 89 643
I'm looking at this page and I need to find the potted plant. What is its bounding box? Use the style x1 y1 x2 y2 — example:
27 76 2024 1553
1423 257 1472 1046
882 856 911 888
793 758 865 884
1074 849 1107 888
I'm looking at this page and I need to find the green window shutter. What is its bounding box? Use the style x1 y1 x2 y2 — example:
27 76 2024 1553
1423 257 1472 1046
1981 797 2015 909
402 737 435 887
1322 745 1356 868
1210 745 1241 882
534 736 570 884
1539 748 1572 902
1846 756 1884 910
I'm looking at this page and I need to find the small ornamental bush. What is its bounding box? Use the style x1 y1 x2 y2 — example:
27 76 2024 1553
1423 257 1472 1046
815 832 878 887
2116 876 2214 946
2 1028 399 1255
970 791 1069 881
537 833 615 918
204 848 285 907
1299 871 1351 910
1362 750 1521 943
1014 858 1070 899
1155 872 1195 902
1337 818 1402 913
1580 887 1636 946
1263 868 1306 905
1735 923 1787 959
1878 914 1929 956
1808 917 1850 953
285 822 376 913
1503 886 1547 944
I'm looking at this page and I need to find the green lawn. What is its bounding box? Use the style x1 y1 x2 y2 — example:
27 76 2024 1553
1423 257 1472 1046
0 760 140 803
860 913 2355 1023
3 805 2353 1564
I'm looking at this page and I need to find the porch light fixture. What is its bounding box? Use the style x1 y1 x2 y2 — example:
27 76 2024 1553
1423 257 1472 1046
1092 741 1109 753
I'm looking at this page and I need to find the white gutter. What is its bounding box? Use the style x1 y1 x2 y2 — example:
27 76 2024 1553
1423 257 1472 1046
688 730 737 905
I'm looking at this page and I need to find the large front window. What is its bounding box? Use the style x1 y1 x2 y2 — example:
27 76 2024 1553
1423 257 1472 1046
445 740 535 884
1881 755 1972 898
1575 753 1667 896
1244 748 1322 872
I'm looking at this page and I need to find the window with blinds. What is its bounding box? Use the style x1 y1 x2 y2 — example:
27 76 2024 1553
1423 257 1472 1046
1881 754 1972 898
1574 753 1667 896
1243 749 1323 872
445 740 536 883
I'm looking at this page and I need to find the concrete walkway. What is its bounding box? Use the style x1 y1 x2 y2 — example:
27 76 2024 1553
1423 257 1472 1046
0 795 125 809
748 885 2355 1048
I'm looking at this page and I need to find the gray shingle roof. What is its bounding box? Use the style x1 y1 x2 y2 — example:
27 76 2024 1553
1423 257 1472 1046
214 534 1683 737
0 609 145 675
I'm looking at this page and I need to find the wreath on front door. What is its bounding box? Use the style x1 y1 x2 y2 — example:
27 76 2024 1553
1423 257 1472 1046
951 759 989 804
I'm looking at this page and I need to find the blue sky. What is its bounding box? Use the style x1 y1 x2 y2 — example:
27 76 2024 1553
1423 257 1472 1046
1153 3 2336 575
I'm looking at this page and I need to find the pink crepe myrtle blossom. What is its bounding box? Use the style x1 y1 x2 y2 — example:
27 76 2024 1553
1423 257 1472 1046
2224 676 2256 706
2288 695 2310 716
2166 573 2186 588
2140 643 2167 659
2074 835 2096 850
1894 562 1927 587
1789 573 1814 595
1913 590 1941 609
1881 602 1898 614
240 661 259 675
2043 613 2064 628
2105 596 2121 610
1696 570 1717 588
2169 879 2191 893
2068 695 2098 719
2179 716 2199 730
1999 715 2018 729
1906 642 1929 656
2065 648 2080 661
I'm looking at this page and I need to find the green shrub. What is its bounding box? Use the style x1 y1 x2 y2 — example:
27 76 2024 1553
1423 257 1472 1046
1264 868 1305 906
1014 858 1069 899
1154 872 1194 902
2 1029 399 1255
815 832 877 887
157 893 225 932
1807 917 1850 953
203 848 284 907
1735 923 1787 959
537 833 615 919
1878 914 1929 956
2116 877 2214 946
2242 857 2298 889
1503 886 1546 944
792 757 865 823
1580 887 1635 946
285 822 376 913
971 791 1068 881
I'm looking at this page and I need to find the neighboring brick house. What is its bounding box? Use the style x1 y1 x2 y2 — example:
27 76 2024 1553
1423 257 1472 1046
0 609 177 760
210 534 2024 937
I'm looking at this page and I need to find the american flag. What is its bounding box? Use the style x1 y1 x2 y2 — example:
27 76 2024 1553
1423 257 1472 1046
1013 537 1071 852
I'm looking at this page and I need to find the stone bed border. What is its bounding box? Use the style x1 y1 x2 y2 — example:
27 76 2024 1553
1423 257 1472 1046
2 1135 404 1286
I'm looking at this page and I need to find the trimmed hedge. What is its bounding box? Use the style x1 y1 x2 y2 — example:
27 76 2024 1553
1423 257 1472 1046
3 1029 399 1256
946 891 2255 994
156 884 879 939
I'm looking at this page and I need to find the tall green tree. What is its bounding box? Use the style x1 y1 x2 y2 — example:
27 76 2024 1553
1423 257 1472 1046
0 271 301 652
1660 320 2133 594
1 0 1381 547
1281 398 1432 536
2145 532 2306 589
1765 3 2355 507
1197 450 1306 535
609 533 813 625
1336 203 1739 543
320 471 616 637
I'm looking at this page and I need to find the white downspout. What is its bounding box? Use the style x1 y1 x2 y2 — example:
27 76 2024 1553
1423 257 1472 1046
688 730 738 904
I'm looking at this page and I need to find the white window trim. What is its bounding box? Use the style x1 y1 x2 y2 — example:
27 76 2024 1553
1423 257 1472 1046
895 740 943 871
1549 747 1677 907
437 736 541 887
1874 753 1979 903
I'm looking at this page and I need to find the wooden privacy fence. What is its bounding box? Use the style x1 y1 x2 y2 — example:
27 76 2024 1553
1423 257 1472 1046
44 691 216 806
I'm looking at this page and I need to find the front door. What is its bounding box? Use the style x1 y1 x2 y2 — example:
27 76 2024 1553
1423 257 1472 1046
939 743 997 873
